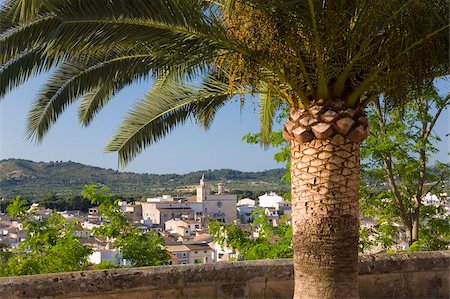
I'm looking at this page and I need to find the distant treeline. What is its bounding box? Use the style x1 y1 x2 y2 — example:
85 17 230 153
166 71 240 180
0 159 289 201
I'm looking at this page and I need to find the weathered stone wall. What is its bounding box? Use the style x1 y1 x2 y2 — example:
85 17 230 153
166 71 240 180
0 251 448 299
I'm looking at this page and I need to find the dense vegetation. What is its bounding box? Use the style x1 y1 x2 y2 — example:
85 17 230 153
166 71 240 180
0 159 288 201
209 210 293 260
0 196 92 276
0 187 169 276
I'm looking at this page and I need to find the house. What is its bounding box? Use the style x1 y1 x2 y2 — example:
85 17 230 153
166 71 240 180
164 218 202 236
74 226 91 239
165 242 214 265
186 243 214 264
275 200 291 215
120 203 143 222
237 198 256 207
88 249 130 266
89 249 121 265
141 201 195 226
166 244 190 264
211 241 240 262
237 198 257 224
258 192 284 208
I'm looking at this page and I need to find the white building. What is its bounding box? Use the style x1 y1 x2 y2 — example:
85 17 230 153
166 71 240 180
237 198 256 207
88 249 130 266
258 192 284 208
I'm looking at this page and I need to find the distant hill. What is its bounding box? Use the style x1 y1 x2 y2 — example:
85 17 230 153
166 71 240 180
0 159 288 200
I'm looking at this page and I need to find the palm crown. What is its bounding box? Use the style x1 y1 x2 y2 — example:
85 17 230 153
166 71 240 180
1 0 448 165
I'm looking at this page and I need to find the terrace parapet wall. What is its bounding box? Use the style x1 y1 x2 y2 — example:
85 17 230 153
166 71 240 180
0 251 448 298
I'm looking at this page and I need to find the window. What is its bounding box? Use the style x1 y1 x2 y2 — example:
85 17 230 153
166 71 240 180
182 253 187 257
195 251 198 254
204 251 207 253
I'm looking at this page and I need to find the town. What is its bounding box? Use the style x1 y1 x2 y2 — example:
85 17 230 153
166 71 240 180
0 176 292 266
1 175 448 268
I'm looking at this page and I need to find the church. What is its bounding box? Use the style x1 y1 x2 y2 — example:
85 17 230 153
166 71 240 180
195 175 237 224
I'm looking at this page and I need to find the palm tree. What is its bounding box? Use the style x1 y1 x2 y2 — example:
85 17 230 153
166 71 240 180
1 0 448 297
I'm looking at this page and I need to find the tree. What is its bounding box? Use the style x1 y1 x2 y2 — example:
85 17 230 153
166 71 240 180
81 185 169 267
361 87 449 250
1 1 448 297
209 209 293 260
1 197 92 276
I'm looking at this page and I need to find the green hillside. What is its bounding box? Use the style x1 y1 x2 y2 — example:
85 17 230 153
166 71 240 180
0 159 288 201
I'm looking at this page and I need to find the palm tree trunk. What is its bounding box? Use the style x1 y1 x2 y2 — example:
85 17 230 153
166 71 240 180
284 103 368 299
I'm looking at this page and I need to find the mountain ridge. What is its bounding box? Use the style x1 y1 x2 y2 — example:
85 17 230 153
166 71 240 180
0 158 288 200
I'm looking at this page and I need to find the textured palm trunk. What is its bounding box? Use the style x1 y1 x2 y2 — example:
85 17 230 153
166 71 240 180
283 101 368 299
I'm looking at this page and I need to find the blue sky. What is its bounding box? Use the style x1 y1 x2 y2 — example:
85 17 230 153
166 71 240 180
0 74 448 174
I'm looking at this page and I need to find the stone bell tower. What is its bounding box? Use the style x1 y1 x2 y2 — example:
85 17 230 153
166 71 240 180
196 175 211 202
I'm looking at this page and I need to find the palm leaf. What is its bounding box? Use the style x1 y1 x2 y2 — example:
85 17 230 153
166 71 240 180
105 74 234 166
0 47 62 98
258 83 282 148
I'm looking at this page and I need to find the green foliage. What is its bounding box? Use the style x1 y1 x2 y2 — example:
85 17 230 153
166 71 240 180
6 196 29 220
360 87 449 252
0 206 92 277
209 210 293 260
93 261 122 270
409 205 450 252
82 185 169 267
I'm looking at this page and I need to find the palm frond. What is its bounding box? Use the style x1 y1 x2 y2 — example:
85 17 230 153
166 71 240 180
26 55 155 141
258 83 282 148
0 47 62 98
0 15 60 65
77 83 115 127
105 74 234 166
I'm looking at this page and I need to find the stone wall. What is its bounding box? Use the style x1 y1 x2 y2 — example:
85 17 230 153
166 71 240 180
0 251 448 298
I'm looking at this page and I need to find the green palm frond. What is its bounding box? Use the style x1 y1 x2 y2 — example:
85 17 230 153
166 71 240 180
27 46 216 140
0 47 62 98
1 0 48 23
26 55 156 141
258 83 282 148
0 16 60 65
105 74 234 166
77 60 206 127
77 83 115 127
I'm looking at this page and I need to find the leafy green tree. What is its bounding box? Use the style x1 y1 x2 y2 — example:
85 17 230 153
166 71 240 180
1 1 448 296
0 197 92 277
361 88 449 251
82 185 169 267
210 209 293 260
6 196 29 220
